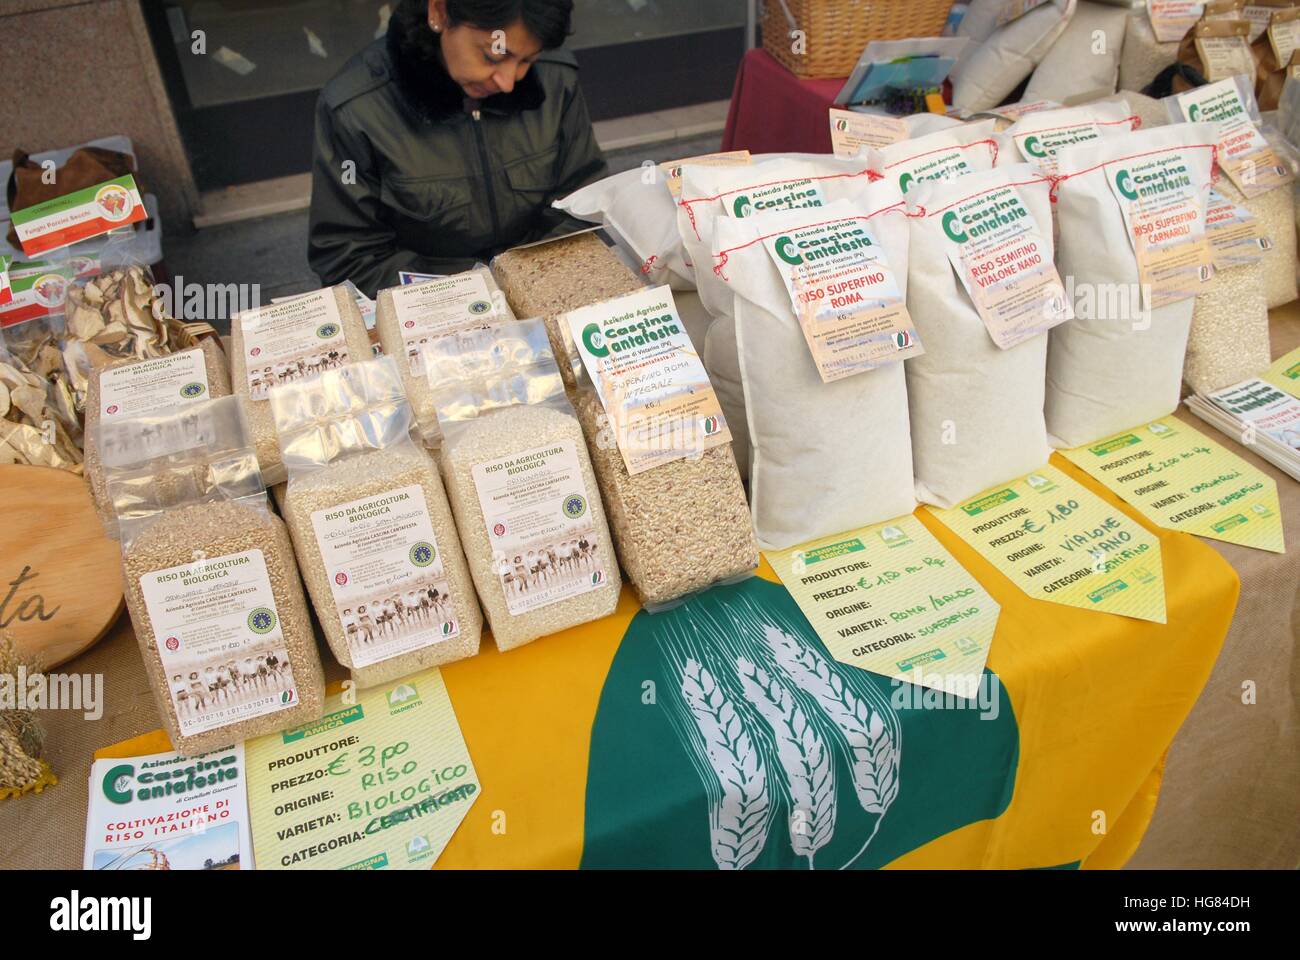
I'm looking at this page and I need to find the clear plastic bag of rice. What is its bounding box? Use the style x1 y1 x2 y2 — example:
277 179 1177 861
490 231 644 390
271 356 482 687
231 286 372 486
429 318 621 651
84 339 231 537
374 266 516 447
102 394 325 756
559 285 758 610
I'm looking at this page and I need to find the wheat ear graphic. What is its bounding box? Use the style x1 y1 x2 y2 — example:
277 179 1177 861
734 656 837 868
675 656 773 870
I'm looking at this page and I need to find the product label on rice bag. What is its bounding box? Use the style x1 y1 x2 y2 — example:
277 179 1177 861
659 150 751 198
936 183 1073 349
932 464 1168 622
828 109 909 158
1148 1 1205 43
887 140 995 195
9 174 147 257
1270 10 1300 64
1172 78 1294 197
238 289 350 400
390 272 497 376
762 214 923 381
310 485 460 668
0 260 71 326
99 350 210 419
995 0 1050 26
1205 188 1269 267
140 549 300 737
565 285 731 474
1195 23 1258 84
727 178 827 217
472 441 610 614
1061 416 1284 553
1106 150 1214 309
1011 114 1130 177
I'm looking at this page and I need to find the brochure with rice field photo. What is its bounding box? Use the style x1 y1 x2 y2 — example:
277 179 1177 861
83 743 252 870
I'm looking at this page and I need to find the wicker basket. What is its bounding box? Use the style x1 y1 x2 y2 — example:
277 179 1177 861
760 0 955 79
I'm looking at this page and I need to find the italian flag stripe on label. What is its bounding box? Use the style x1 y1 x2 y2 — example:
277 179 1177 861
10 174 146 257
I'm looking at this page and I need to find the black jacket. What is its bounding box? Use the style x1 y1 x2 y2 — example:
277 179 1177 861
308 16 608 297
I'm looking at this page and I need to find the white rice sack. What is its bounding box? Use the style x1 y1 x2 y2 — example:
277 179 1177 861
905 165 1057 506
1024 1 1131 103
710 194 916 548
952 0 1079 112
553 167 694 291
1118 10 1179 93
676 156 872 320
1089 89 1169 129
702 313 750 481
871 120 1001 194
1048 123 1218 446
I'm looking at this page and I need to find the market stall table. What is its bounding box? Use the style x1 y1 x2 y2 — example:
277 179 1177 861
721 48 842 155
3 312 1297 871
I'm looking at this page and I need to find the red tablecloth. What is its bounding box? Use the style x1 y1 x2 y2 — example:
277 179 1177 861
721 49 845 155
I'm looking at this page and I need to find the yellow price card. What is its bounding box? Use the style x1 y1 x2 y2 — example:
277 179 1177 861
930 464 1167 623
1262 344 1300 400
1061 416 1284 554
765 514 999 694
246 668 478 870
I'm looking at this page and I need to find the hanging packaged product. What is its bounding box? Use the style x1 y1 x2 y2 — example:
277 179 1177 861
429 318 621 649
1182 18 1258 84
906 165 1058 507
1243 1 1294 41
535 287 757 609
1047 122 1218 447
1169 76 1294 197
757 205 921 382
272 357 481 687
1254 6 1300 108
490 231 644 390
375 266 514 445
85 340 231 536
711 191 917 548
828 108 910 158
1005 101 1135 177
231 285 372 485
101 394 325 756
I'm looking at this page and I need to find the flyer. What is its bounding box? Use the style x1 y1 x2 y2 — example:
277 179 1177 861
1206 377 1300 449
1061 417 1284 553
828 108 908 158
766 514 999 693
565 285 731 473
84 743 252 870
245 669 478 870
931 464 1167 623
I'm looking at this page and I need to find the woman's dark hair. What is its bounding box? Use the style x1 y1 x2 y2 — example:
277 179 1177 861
397 0 573 50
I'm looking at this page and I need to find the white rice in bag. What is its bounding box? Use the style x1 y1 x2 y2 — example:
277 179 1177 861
1048 122 1218 446
710 192 917 548
905 165 1059 506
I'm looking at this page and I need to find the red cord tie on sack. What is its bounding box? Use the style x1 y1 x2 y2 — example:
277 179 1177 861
711 202 906 281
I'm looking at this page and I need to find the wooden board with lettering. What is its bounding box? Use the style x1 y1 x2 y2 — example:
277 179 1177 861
0 465 123 668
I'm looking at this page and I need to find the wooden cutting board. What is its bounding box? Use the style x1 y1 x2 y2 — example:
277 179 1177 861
0 465 123 669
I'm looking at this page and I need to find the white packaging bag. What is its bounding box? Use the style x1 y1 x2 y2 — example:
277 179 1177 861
710 194 917 548
1023 1 1130 104
905 165 1060 506
1048 122 1219 447
952 0 1079 112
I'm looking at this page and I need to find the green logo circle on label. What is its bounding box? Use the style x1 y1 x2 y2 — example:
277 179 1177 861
179 381 206 399
899 172 915 194
1115 169 1138 201
409 541 436 567
248 607 277 634
469 299 492 315
941 211 968 244
562 493 587 520
316 322 340 339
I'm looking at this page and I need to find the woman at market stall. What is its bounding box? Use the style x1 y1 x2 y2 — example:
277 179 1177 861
308 0 608 296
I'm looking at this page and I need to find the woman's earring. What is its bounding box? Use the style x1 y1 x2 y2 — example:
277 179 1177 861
429 20 441 32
